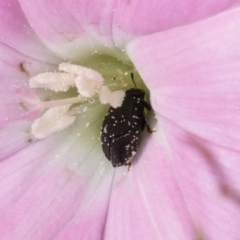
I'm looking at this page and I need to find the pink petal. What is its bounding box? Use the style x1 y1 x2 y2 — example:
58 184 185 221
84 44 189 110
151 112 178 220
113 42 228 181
0 124 34 160
103 131 195 239
0 0 59 62
0 124 195 239
0 109 115 240
127 6 240 239
0 42 56 126
18 0 240 53
127 6 240 150
164 121 240 239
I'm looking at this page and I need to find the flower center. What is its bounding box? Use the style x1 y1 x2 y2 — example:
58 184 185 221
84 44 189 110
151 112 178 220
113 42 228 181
29 53 149 139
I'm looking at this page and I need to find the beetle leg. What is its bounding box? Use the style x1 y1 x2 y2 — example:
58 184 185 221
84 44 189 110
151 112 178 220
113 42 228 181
145 119 155 133
141 100 155 133
142 100 152 111
142 112 155 134
125 162 131 171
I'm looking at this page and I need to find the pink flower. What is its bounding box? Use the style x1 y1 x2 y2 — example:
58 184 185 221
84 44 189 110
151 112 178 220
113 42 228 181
1 0 240 239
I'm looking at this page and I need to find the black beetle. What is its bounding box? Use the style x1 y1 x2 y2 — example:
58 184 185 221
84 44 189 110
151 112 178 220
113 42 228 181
101 74 152 168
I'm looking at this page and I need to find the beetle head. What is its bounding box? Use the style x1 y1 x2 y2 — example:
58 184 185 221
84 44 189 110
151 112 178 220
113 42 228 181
126 88 145 98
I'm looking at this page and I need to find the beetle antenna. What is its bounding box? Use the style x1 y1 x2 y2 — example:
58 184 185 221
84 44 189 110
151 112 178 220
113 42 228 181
130 72 137 88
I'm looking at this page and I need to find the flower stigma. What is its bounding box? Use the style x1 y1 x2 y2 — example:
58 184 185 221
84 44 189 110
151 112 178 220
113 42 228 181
28 54 150 141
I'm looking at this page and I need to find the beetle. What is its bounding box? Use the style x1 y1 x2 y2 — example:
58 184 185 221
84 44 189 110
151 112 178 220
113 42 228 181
101 73 152 168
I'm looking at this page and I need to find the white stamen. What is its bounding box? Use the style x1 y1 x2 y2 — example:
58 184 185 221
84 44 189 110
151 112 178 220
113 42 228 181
29 72 76 92
75 74 101 97
40 96 86 109
111 90 126 108
99 86 125 108
59 63 97 76
29 62 129 139
31 105 76 139
59 63 104 97
68 99 99 116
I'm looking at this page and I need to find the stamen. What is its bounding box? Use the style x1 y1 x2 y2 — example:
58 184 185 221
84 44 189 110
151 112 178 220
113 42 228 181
68 99 99 115
99 86 125 108
29 62 127 139
40 96 86 109
59 63 99 76
75 74 102 97
31 105 76 139
59 63 104 97
29 72 76 92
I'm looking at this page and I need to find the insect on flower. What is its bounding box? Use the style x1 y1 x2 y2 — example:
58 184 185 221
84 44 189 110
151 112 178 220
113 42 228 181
101 73 153 168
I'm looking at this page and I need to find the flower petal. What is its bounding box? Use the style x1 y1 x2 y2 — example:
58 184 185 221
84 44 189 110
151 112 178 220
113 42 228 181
127 6 240 151
0 104 114 240
111 0 240 46
163 120 240 239
0 124 35 160
127 6 240 239
0 42 56 126
18 0 240 54
0 0 59 62
103 131 195 239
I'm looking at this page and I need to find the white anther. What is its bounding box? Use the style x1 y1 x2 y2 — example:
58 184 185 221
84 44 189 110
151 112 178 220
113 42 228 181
99 86 125 108
59 63 91 75
31 105 76 139
29 72 76 92
75 76 101 97
59 63 103 97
